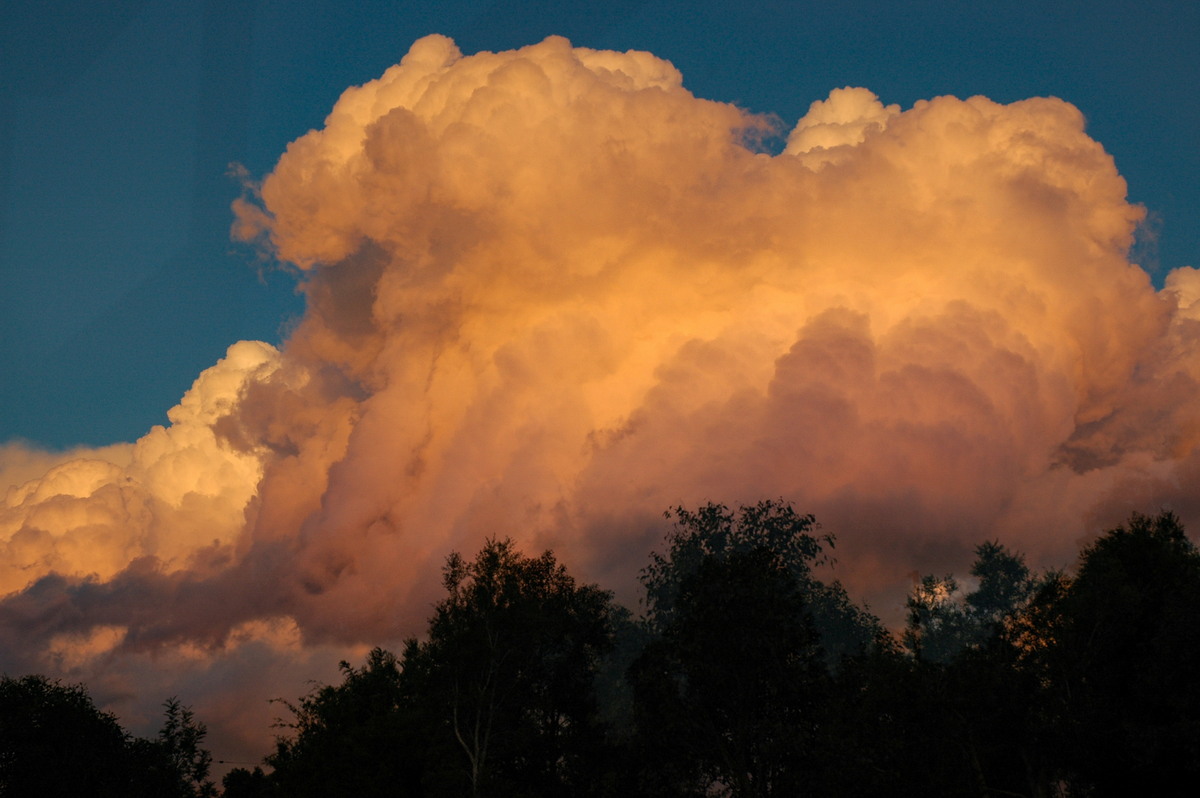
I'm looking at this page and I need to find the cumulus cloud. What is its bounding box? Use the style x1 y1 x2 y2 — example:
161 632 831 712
1 341 278 595
785 86 900 167
3 33 1199 757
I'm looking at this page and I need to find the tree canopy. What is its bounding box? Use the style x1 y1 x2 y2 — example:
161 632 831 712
260 538 615 797
0 675 214 798
12 506 1200 798
642 501 883 662
412 538 615 796
1032 511 1200 794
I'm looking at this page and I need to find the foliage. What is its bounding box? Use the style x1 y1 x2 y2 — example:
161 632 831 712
900 543 1063 794
642 501 882 662
898 513 1200 795
0 674 134 797
903 541 1038 663
17 507 1200 797
0 674 214 798
220 766 272 798
267 647 421 797
590 604 652 741
157 697 217 797
410 538 616 796
264 538 616 797
641 501 827 626
631 546 828 796
1031 511 1200 795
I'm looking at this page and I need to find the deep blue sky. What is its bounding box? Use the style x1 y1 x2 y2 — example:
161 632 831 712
3 0 1197 449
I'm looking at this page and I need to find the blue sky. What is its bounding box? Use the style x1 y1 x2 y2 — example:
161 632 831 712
3 0 1197 448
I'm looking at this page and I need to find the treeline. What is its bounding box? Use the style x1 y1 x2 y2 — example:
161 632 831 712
5 503 1200 796
0 678 215 797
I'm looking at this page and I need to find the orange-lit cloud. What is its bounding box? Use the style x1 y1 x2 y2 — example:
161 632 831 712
3 34 1198 759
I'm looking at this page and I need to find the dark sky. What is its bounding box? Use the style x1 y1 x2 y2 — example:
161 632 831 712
2 0 1197 448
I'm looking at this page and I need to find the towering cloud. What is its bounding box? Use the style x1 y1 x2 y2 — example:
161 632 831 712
3 34 1197 757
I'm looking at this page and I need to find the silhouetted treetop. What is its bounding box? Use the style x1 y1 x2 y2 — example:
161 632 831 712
904 540 1038 663
642 500 882 662
0 674 214 798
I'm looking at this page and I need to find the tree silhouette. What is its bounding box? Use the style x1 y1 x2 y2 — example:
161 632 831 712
267 648 423 796
0 674 134 797
1033 511 1200 794
904 541 1037 663
0 675 214 797
156 697 216 797
17 505 1200 797
632 546 828 796
220 765 272 797
408 538 615 796
642 501 881 663
629 502 879 795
